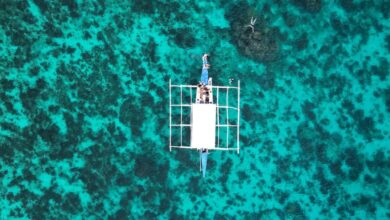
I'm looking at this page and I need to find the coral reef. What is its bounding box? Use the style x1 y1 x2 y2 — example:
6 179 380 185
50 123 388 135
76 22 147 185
1 0 389 219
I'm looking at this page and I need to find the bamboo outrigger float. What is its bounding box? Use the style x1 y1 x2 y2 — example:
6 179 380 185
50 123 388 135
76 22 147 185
169 54 240 177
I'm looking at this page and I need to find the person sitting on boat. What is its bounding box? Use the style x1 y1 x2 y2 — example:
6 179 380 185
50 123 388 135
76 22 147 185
200 54 209 85
201 148 208 153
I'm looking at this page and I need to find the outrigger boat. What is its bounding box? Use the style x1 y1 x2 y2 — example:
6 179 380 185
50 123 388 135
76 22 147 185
169 54 240 177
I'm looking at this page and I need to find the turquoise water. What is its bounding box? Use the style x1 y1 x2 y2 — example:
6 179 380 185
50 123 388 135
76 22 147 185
1 0 389 219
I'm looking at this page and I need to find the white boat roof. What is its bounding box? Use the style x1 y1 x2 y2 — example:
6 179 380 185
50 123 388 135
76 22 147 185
191 104 216 149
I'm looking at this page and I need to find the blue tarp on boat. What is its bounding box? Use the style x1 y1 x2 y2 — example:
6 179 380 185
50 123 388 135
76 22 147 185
201 69 208 85
201 151 208 177
200 55 208 85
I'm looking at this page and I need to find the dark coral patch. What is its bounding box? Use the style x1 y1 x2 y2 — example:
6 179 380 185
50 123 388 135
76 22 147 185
20 87 40 110
219 158 232 193
62 193 82 214
351 110 377 140
366 150 390 173
296 123 317 154
0 142 15 164
295 33 308 50
174 150 196 171
285 202 306 219
340 0 358 12
158 198 170 213
282 12 297 27
258 71 276 90
385 35 390 52
44 22 63 38
1 93 17 114
301 100 316 121
110 209 129 220
61 0 79 18
385 88 390 113
0 78 15 90
134 154 168 183
350 195 377 215
32 0 49 13
343 148 364 181
242 104 252 121
292 0 322 12
225 2 280 63
79 167 106 195
131 0 156 14
320 73 348 98
119 98 144 136
63 112 83 143
170 28 196 48
235 28 280 62
38 124 60 144
370 58 389 80
315 166 334 194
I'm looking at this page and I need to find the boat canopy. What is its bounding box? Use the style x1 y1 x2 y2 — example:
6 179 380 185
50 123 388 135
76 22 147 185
190 104 216 149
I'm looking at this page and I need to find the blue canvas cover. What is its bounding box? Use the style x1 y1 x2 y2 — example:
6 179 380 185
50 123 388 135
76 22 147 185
200 55 208 85
201 151 208 177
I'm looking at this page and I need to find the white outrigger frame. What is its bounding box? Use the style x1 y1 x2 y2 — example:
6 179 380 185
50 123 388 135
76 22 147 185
169 79 240 154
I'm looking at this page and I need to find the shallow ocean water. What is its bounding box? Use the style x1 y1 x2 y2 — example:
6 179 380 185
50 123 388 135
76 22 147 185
1 0 390 219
